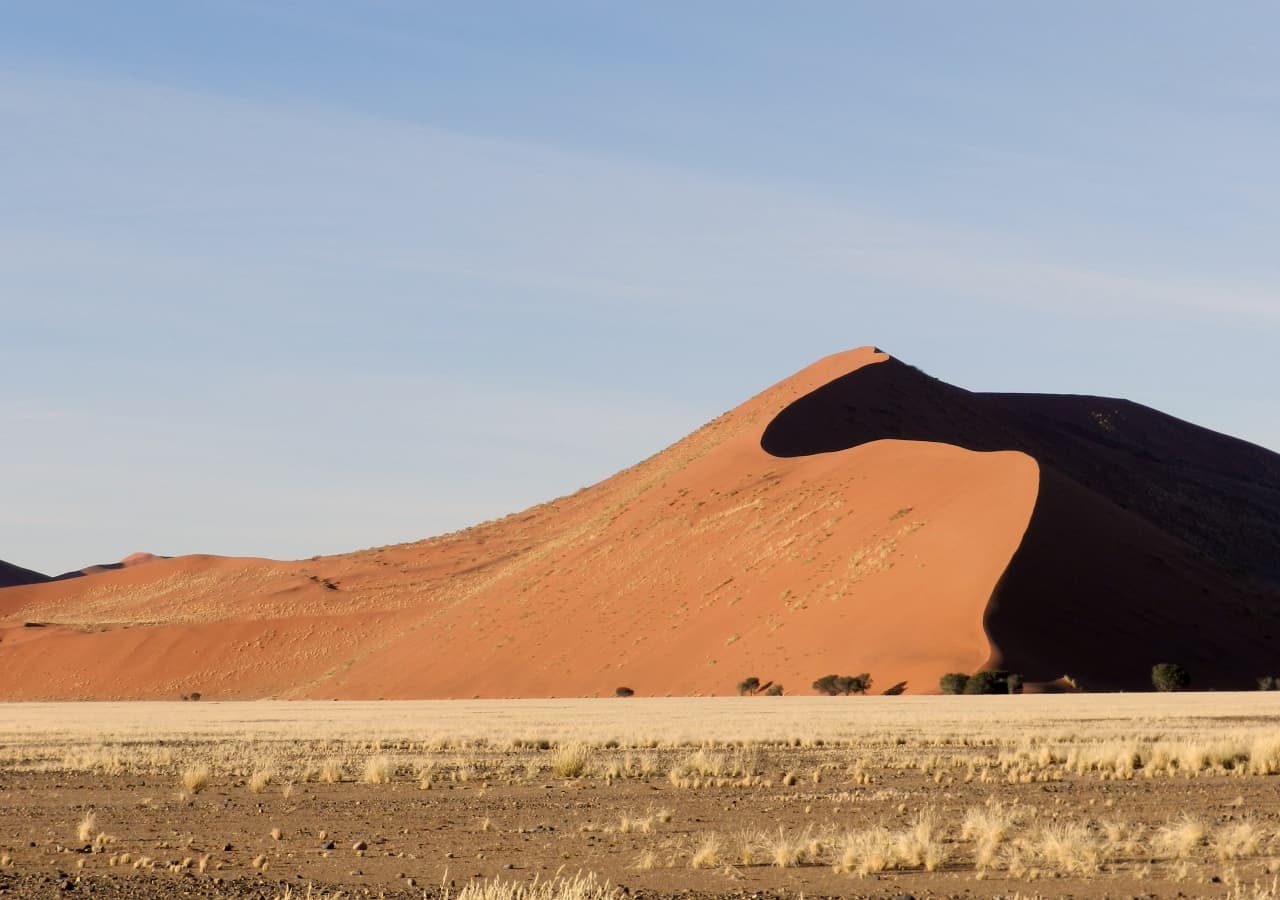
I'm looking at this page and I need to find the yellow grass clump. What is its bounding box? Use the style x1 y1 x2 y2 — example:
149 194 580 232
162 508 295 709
76 811 97 844
689 833 722 869
180 763 211 794
362 755 392 784
551 744 591 778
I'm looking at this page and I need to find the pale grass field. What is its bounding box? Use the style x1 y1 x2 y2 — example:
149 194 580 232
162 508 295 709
6 695 1280 898
5 692 1279 746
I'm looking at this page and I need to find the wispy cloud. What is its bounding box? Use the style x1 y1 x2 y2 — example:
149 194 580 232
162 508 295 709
2 68 1277 326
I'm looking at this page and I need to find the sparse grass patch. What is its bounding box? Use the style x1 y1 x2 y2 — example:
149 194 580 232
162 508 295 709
452 871 619 900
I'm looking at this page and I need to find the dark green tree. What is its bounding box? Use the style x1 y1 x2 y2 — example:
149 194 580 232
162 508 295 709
963 670 1018 695
1151 663 1190 692
814 674 873 695
813 674 842 695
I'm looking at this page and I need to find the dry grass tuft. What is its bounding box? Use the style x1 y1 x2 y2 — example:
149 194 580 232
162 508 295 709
835 826 894 875
362 755 392 784
690 833 722 869
1155 815 1209 859
180 763 210 794
552 744 591 778
452 870 619 899
1036 821 1101 875
76 811 97 844
1227 876 1280 900
1215 822 1265 861
765 826 817 868
318 759 344 784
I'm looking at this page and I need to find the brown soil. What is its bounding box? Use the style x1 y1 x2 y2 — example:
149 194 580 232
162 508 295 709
0 746 1273 899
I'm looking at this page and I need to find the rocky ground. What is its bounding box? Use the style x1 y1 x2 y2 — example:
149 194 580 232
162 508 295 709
3 749 1279 899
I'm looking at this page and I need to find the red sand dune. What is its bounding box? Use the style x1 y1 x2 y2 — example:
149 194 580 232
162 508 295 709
65 551 165 579
1 347 1277 699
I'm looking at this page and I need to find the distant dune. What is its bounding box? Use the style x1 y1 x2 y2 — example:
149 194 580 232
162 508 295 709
1 347 1277 699
56 551 166 580
0 560 50 590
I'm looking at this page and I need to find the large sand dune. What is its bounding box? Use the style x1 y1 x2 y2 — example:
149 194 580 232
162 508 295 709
2 347 1277 698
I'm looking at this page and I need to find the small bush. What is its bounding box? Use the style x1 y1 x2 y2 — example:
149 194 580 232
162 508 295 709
812 675 838 695
736 677 761 696
939 673 969 694
764 683 784 696
812 673 872 695
614 686 634 698
1259 676 1278 691
1152 663 1190 692
1007 673 1024 694
963 671 1018 695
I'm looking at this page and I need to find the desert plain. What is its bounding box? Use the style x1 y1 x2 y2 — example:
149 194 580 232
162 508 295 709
4 695 1280 899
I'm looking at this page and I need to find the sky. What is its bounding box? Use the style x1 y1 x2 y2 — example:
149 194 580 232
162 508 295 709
2 2 1278 574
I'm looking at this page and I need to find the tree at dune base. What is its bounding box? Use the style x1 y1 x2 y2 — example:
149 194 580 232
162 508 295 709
736 677 783 696
812 673 873 695
1152 663 1191 692
937 670 1024 695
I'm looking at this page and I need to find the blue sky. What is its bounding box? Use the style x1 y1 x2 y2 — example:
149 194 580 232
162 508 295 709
2 2 1278 574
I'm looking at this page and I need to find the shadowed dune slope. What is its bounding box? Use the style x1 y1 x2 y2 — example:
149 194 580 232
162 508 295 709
0 347 1039 699
1 347 1274 698
0 560 49 590
762 358 1280 690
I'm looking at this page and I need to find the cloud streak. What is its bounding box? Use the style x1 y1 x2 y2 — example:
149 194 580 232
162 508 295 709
3 69 1277 328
